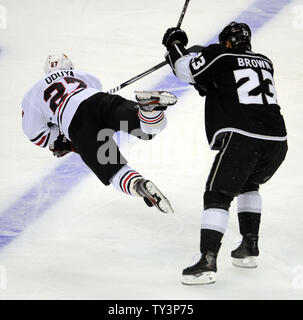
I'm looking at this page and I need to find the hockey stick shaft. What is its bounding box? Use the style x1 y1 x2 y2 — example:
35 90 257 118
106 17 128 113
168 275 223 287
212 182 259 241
108 61 166 94
107 45 202 94
107 1 192 94
177 0 191 28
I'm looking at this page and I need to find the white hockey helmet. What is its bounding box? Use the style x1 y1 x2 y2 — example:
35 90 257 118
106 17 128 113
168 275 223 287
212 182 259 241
44 53 74 74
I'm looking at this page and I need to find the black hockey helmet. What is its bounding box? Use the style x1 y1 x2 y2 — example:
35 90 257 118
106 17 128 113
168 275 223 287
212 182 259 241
219 21 252 50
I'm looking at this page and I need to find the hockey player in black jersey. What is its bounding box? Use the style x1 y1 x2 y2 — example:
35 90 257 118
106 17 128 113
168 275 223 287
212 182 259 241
162 21 288 284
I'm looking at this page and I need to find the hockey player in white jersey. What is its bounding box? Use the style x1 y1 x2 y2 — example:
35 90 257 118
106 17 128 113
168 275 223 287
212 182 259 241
22 53 177 213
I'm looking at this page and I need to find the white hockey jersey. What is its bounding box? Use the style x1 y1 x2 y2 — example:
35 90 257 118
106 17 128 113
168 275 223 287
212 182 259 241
22 69 102 147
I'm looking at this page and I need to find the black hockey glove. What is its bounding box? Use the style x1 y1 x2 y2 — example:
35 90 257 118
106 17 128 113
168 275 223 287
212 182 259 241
49 134 75 157
162 27 188 50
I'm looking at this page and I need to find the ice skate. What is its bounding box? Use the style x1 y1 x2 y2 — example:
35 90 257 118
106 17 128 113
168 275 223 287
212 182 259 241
133 178 174 214
134 90 177 112
231 233 259 268
182 251 217 285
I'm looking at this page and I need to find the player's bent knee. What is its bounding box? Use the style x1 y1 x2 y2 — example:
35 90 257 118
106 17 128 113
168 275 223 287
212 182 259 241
204 190 234 211
240 183 259 194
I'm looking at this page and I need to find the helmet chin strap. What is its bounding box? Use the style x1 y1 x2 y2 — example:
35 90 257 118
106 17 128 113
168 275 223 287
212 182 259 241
225 40 251 50
225 41 233 48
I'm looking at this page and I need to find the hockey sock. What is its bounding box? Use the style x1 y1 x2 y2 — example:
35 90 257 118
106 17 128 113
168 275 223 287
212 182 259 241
200 229 223 253
200 208 229 253
238 212 261 235
138 109 167 135
237 191 262 235
110 164 142 197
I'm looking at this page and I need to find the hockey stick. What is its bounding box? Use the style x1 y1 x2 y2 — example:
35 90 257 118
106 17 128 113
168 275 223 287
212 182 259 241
107 0 192 94
107 44 202 94
177 0 191 28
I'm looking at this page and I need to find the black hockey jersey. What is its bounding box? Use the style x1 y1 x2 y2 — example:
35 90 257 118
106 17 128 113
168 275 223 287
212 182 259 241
165 43 287 149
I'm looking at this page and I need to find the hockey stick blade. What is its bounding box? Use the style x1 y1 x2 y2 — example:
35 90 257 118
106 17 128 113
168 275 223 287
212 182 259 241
107 45 204 94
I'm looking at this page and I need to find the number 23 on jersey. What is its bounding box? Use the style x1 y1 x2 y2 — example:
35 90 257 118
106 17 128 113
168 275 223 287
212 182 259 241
234 68 277 105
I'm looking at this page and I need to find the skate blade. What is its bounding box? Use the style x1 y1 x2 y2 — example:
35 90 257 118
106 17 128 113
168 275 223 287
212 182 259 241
232 256 257 268
134 90 177 105
181 272 216 285
145 181 174 214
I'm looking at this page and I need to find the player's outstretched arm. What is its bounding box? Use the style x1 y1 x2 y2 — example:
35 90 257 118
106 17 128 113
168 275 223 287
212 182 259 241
162 28 208 96
162 27 197 84
162 27 190 73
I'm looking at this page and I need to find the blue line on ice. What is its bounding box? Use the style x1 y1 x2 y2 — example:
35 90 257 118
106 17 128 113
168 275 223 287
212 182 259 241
0 0 293 249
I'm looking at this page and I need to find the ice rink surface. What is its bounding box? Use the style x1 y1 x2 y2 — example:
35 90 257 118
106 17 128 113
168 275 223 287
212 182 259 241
0 0 303 300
